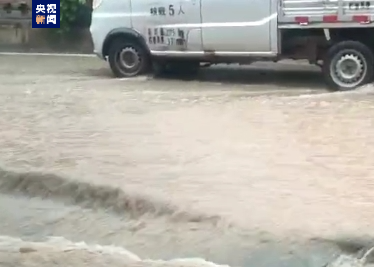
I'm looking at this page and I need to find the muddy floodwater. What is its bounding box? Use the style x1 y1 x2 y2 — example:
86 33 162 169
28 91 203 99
0 55 374 267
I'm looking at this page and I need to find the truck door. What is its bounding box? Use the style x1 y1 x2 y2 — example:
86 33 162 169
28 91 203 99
200 0 274 53
131 0 203 52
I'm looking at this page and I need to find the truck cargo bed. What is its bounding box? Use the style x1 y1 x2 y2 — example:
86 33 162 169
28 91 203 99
278 0 374 27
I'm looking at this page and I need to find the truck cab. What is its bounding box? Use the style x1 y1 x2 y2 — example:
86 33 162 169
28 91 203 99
90 0 374 90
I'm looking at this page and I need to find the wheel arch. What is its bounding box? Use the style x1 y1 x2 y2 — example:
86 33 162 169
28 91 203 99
102 28 150 58
328 28 374 51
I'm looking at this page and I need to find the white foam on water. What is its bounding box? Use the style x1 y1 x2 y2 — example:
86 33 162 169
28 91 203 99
145 258 231 267
1 235 373 267
0 235 137 259
326 247 374 267
0 235 232 267
118 76 151 82
282 83 374 100
353 83 374 93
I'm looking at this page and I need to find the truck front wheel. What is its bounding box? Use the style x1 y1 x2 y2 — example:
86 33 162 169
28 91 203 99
323 40 374 91
108 39 150 78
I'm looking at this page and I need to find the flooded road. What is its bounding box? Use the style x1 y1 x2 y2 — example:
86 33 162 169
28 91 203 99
0 54 373 267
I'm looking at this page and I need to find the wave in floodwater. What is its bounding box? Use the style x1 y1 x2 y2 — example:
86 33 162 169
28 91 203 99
0 235 231 267
0 167 223 225
0 167 240 267
1 167 374 267
283 83 374 99
1 235 374 267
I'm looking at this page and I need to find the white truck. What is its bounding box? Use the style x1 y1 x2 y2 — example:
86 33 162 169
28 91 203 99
90 0 374 90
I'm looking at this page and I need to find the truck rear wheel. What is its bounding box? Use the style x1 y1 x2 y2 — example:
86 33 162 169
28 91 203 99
108 39 150 78
323 40 374 91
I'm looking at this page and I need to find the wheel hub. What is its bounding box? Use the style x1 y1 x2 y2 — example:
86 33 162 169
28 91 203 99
119 47 140 69
332 53 366 88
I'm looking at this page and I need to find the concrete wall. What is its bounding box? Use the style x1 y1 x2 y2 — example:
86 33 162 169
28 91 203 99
0 1 93 53
0 24 93 53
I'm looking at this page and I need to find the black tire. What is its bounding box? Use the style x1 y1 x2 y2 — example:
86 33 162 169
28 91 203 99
323 40 374 91
108 39 150 78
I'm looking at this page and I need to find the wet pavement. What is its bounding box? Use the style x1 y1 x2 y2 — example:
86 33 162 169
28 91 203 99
0 54 374 267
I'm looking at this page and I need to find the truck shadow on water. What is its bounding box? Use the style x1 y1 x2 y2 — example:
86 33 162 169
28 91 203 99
155 64 326 90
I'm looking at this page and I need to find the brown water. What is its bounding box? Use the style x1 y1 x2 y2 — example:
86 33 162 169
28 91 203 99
0 55 374 267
